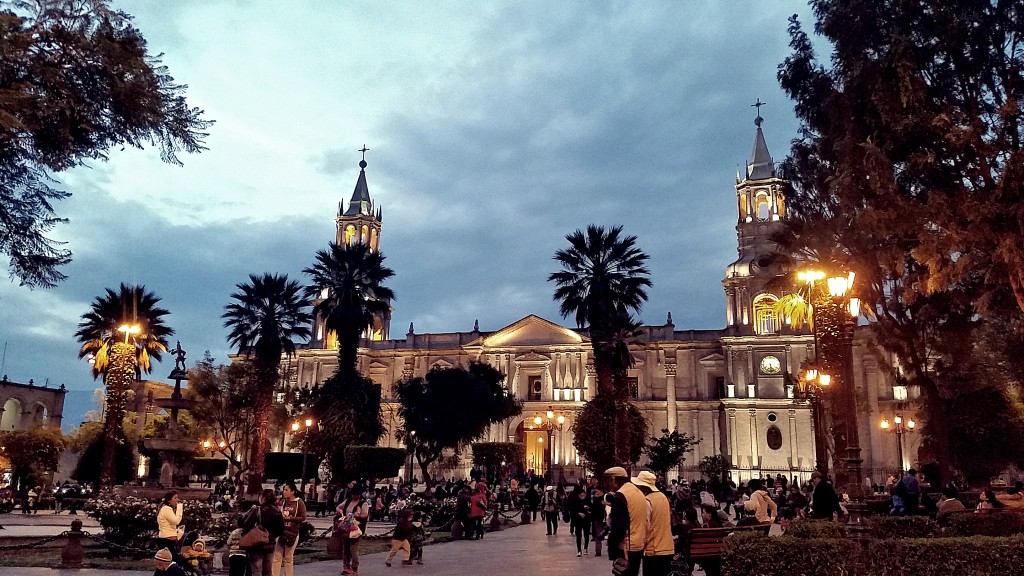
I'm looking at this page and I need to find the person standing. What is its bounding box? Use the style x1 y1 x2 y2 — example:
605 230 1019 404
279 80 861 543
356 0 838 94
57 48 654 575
897 469 921 515
633 471 673 576
408 511 427 565
384 508 414 566
469 482 488 540
604 467 647 576
525 484 540 521
567 485 592 556
542 485 561 535
809 471 841 520
241 489 285 576
271 482 306 576
590 488 607 557
336 486 370 575
316 483 328 518
157 491 184 556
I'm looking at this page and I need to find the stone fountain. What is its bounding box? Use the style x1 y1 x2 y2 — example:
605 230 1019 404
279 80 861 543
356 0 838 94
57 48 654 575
118 342 210 500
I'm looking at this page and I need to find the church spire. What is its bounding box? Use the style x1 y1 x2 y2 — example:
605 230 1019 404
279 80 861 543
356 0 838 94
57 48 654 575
344 145 374 216
745 99 776 180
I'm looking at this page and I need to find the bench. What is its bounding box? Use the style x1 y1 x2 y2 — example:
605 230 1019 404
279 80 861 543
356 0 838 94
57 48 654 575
678 524 771 576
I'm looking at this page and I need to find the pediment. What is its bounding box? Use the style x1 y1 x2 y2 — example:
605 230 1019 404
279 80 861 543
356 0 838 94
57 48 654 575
431 358 454 369
699 353 726 366
515 351 551 363
367 361 390 371
474 315 586 348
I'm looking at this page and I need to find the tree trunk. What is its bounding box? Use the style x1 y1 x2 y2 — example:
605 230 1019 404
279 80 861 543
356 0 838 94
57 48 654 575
246 359 278 495
100 342 134 490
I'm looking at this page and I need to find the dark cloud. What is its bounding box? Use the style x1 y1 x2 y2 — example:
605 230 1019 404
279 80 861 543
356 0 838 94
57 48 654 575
1 1 816 430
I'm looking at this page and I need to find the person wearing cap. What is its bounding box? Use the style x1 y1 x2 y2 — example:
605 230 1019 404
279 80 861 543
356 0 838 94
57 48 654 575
604 466 646 576
633 471 674 576
153 547 187 576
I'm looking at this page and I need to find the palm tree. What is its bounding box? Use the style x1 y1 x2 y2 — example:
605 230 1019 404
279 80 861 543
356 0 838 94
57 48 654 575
222 273 312 494
549 225 651 398
75 284 174 379
75 283 174 488
303 242 395 375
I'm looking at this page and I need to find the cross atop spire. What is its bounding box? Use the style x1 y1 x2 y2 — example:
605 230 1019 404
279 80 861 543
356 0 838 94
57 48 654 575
751 98 766 126
359 144 369 162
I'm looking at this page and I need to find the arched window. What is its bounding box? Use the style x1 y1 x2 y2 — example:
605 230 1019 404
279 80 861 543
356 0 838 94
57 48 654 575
344 225 356 246
776 191 785 219
754 191 771 221
370 228 378 252
752 293 779 335
361 225 369 243
738 193 748 221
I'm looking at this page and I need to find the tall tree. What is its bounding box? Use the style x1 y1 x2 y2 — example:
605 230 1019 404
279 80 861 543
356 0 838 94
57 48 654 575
75 283 172 488
550 225 651 467
222 273 311 494
303 242 395 375
644 428 698 479
0 0 212 287
394 363 522 483
0 427 65 489
777 0 1024 479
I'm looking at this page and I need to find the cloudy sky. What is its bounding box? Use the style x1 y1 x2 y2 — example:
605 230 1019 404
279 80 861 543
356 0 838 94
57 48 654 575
0 0 818 425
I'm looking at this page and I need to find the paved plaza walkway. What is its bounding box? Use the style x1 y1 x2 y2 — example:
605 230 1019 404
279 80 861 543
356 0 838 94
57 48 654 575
0 516 709 576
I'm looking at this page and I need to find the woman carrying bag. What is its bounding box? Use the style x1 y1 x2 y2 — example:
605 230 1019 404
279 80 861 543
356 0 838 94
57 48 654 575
272 483 306 576
240 489 285 576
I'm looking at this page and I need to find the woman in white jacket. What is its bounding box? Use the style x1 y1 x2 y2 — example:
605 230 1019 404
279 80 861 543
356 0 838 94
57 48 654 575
157 491 184 554
744 479 778 524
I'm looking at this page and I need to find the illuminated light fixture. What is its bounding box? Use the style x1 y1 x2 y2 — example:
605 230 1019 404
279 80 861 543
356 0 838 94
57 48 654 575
907 420 916 430
556 414 565 425
546 410 554 419
818 374 831 386
798 270 826 283
881 419 889 430
533 415 542 426
849 298 861 318
291 422 300 432
218 441 226 449
305 418 314 427
118 323 141 343
538 437 543 443
894 415 902 425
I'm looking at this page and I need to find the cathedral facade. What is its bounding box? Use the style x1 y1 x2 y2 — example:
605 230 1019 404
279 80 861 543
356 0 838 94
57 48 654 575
286 120 920 486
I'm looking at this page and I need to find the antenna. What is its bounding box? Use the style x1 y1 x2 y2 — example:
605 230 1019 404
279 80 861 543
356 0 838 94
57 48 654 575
0 342 6 374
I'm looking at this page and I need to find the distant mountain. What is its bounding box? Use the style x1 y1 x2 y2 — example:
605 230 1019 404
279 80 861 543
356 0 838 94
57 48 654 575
60 388 102 432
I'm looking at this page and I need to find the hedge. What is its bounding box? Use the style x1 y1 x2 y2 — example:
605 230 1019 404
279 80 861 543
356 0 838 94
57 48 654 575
723 531 1024 576
780 519 845 539
939 510 1024 537
868 515 941 539
721 532 860 576
865 535 1024 576
344 445 406 480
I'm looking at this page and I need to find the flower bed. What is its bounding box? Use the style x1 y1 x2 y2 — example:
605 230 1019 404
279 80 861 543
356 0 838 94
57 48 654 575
84 493 213 554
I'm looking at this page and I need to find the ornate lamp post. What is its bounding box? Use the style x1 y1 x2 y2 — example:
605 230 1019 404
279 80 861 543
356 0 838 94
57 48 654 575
880 415 915 472
291 417 315 493
533 407 565 481
793 365 831 475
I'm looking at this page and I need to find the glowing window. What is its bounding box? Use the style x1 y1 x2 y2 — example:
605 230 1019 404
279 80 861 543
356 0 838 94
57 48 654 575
776 191 785 218
752 293 780 335
370 228 378 252
755 191 771 221
738 193 748 221
361 225 369 243
345 225 356 246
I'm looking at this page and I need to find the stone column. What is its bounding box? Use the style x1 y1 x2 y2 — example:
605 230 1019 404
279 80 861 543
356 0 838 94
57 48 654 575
665 363 677 432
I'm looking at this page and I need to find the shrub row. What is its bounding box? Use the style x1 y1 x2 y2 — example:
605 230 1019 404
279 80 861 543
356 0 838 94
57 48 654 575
783 512 1024 542
722 533 1024 576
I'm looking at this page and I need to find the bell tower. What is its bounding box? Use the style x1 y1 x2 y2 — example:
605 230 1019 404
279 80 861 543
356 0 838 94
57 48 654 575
337 145 383 253
723 105 788 335
319 147 390 344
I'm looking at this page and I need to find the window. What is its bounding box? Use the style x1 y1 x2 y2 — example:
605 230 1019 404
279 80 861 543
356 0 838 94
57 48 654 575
766 425 783 450
627 377 639 400
752 293 780 335
755 191 771 221
529 376 542 401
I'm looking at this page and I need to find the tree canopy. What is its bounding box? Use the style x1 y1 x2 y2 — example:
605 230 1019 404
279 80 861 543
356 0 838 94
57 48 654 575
394 362 522 482
644 428 698 478
571 394 647 474
1 426 65 488
0 0 211 287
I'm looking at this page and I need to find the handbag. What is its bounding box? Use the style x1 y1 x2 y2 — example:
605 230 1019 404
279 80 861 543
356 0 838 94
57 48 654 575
239 508 271 549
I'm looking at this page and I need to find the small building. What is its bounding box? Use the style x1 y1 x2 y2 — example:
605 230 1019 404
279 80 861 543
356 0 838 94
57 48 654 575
0 375 66 431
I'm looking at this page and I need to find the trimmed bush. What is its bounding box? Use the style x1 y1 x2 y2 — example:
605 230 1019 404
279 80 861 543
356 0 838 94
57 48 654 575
866 535 1024 576
344 445 406 480
939 510 1024 537
868 515 941 539
781 519 845 539
722 531 860 576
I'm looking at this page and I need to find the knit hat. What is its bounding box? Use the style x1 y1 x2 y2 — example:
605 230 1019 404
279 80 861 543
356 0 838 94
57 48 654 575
154 548 173 562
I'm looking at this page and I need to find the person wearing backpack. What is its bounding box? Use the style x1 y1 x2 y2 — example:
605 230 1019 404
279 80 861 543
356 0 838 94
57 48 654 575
542 486 561 535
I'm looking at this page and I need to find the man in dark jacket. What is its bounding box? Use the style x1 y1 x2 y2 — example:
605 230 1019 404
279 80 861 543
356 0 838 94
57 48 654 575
809 471 841 520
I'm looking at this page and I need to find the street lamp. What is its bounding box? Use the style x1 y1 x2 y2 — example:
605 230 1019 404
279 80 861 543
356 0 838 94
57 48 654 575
880 415 915 471
117 323 140 343
405 430 417 484
292 418 315 493
793 364 831 475
533 407 565 481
